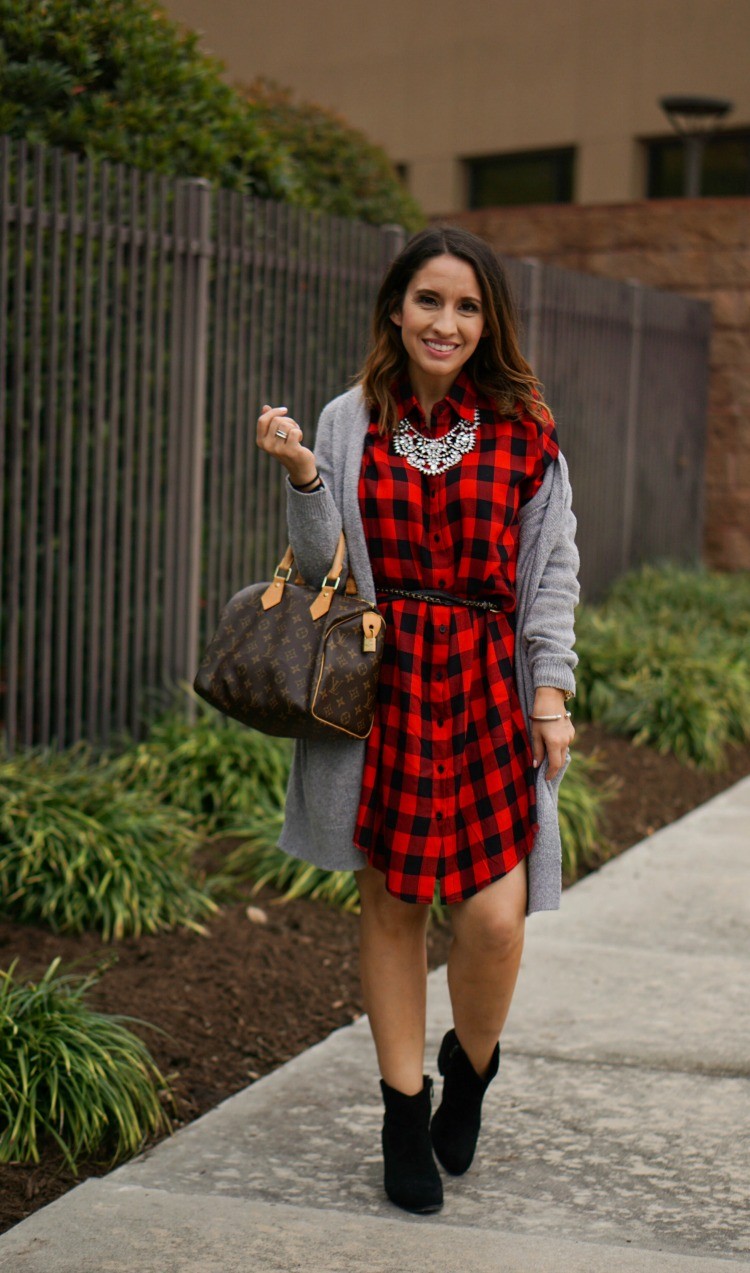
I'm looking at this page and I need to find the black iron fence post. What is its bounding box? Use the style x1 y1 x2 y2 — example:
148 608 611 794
167 179 212 721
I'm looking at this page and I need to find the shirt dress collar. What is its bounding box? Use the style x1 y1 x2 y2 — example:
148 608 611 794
391 367 479 429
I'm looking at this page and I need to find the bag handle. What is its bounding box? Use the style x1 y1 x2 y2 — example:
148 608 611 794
261 531 358 614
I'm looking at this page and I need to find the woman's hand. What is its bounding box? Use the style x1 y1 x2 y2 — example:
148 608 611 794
256 404 318 486
530 688 575 781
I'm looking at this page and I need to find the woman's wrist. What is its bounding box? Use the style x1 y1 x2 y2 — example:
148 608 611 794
535 684 574 704
289 470 323 491
534 686 566 702
286 460 319 487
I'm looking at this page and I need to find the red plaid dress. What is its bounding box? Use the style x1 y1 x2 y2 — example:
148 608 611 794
353 369 560 904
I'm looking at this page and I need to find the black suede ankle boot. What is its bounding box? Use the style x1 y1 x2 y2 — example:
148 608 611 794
380 1076 443 1214
430 1028 500 1175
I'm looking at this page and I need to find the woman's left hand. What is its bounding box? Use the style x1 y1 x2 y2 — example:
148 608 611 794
530 689 575 781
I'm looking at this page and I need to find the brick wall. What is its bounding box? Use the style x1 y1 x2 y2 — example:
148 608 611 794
441 199 750 571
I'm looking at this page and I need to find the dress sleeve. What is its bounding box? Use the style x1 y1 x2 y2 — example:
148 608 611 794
518 408 560 508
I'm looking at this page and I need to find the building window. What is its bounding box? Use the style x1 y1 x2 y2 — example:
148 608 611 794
394 162 409 188
466 147 575 209
646 130 750 197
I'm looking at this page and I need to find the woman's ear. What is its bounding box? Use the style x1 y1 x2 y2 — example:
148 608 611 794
390 307 403 328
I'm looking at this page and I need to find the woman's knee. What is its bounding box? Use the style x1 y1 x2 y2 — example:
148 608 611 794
451 874 526 957
476 909 525 958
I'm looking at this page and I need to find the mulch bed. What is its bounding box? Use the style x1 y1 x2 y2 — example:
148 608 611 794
1 721 749 1235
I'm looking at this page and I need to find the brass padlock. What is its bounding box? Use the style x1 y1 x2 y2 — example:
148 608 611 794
363 630 377 653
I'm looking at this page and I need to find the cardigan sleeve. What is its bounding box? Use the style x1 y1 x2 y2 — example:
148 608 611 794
284 399 343 586
522 466 581 697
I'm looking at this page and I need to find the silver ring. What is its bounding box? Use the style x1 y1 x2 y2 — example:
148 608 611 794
275 428 289 441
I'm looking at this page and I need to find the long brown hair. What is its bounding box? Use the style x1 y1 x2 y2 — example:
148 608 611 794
358 226 552 436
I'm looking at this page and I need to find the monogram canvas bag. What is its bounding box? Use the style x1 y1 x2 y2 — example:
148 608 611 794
193 531 385 740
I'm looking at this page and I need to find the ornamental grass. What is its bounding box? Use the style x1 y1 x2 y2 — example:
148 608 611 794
0 743 217 940
0 958 172 1170
107 689 292 839
574 562 750 770
216 790 367 913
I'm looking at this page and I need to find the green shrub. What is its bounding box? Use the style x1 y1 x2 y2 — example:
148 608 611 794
0 742 217 940
245 79 423 229
0 957 171 1170
0 0 277 189
107 692 292 839
0 0 423 227
575 563 750 769
596 560 750 636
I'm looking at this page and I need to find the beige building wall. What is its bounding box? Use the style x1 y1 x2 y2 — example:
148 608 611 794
162 0 750 213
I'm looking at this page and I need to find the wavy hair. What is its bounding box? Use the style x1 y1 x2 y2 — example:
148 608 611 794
357 225 552 436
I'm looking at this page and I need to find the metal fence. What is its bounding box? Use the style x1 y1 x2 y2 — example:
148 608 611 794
503 256 712 601
0 136 712 753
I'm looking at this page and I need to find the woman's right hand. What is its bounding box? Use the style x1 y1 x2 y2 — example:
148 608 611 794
256 404 318 486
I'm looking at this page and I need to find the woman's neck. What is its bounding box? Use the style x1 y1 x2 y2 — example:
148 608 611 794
408 365 456 424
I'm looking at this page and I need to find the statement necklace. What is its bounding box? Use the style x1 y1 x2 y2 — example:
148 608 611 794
392 408 482 476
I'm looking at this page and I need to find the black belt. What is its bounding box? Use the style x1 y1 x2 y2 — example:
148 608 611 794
375 585 508 614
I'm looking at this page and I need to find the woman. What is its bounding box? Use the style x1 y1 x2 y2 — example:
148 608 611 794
256 226 579 1216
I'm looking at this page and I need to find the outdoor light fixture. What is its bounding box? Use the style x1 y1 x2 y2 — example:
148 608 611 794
659 94 734 196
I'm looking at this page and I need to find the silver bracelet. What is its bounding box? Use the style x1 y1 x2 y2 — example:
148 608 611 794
529 710 573 721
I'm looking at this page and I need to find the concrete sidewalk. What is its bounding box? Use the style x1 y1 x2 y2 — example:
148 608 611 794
2 775 749 1271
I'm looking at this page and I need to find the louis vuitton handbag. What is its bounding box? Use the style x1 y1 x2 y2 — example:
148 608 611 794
193 531 385 740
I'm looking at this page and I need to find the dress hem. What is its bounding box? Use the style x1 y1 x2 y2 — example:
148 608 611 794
353 819 539 906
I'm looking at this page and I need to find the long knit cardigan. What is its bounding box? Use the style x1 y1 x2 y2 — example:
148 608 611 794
277 387 581 916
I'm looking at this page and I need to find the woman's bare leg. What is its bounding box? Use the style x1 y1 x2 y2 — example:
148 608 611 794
356 864 431 1095
445 858 528 1077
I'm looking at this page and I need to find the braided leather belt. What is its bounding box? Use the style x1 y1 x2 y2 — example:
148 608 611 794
375 585 508 614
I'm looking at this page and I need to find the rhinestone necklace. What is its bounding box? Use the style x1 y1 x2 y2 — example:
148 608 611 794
391 408 482 476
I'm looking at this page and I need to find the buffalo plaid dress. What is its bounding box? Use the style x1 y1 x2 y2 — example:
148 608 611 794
353 369 560 904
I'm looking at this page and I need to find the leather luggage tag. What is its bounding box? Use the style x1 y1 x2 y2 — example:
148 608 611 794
362 611 382 652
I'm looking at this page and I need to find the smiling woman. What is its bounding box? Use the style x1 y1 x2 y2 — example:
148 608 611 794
389 256 487 398
359 227 552 440
255 225 580 1216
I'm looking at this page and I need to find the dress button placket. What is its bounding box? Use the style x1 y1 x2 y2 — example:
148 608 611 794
433 612 450 831
427 453 452 837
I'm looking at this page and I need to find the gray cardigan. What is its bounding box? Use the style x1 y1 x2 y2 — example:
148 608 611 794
277 387 580 916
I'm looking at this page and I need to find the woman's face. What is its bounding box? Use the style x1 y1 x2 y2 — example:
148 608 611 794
390 253 487 388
